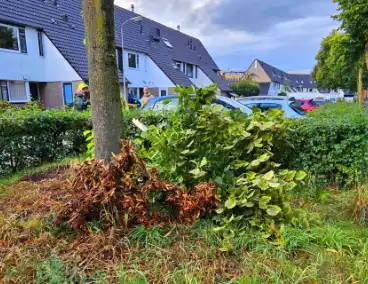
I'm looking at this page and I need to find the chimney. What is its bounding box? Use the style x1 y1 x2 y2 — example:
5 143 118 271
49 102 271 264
131 4 135 13
177 25 180 31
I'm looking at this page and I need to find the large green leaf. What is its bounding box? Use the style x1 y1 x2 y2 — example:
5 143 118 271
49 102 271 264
267 205 282 217
295 171 307 181
225 197 237 209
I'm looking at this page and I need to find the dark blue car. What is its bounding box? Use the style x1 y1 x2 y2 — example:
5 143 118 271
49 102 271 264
142 95 252 114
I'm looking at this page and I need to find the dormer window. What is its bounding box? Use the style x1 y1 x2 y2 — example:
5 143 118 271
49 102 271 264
162 37 173 48
186 63 194 78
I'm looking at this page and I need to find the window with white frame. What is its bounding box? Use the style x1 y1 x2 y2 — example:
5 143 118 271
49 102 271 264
186 63 194 78
0 81 9 101
8 81 27 102
274 82 280 89
0 24 27 53
174 61 182 70
128 53 139 69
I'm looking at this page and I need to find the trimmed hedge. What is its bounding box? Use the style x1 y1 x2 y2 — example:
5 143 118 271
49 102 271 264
0 106 167 175
286 102 368 188
0 106 92 174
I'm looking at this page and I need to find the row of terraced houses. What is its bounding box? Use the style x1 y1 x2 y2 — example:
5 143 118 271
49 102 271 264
0 0 231 108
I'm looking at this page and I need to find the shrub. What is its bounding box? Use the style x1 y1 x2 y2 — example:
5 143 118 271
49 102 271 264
287 102 368 188
55 140 218 230
230 76 260 97
139 85 307 251
0 107 91 175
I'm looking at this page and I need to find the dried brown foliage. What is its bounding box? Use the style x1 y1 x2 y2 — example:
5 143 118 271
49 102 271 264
353 187 368 226
56 140 219 230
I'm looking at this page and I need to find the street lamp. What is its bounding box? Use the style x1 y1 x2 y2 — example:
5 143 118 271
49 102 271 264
121 16 143 101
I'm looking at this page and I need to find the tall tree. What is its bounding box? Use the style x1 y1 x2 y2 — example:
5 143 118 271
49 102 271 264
83 0 122 162
333 0 368 70
312 30 358 92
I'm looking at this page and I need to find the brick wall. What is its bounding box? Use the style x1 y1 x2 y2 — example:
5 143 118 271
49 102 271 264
39 82 64 108
168 87 177 95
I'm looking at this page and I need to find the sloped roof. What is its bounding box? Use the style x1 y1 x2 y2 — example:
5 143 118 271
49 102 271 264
0 0 230 91
288 73 317 89
256 59 317 89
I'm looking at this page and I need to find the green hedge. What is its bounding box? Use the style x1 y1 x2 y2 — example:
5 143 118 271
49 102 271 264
0 106 168 175
0 106 92 175
286 102 368 188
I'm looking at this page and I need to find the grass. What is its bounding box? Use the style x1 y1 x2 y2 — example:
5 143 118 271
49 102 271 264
1 169 368 283
0 155 86 188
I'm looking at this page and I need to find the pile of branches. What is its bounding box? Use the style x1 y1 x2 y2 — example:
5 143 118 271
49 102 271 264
56 140 218 230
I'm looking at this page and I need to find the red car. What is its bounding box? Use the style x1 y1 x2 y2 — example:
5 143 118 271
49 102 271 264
296 99 318 112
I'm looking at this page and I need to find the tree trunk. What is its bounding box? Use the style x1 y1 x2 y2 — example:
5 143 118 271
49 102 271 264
358 58 363 105
83 0 122 162
365 42 368 73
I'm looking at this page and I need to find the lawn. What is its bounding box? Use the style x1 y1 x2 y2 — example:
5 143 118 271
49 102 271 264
0 167 367 283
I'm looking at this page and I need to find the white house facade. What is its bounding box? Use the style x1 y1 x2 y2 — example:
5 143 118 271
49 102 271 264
0 23 82 107
0 1 232 108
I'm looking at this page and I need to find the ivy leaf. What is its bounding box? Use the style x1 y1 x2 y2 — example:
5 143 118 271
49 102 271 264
189 168 206 178
215 207 224 214
285 170 296 181
263 170 274 181
225 197 237 209
267 205 282 217
246 171 257 180
200 157 208 167
295 171 307 181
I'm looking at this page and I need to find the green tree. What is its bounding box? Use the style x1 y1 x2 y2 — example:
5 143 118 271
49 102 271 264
83 0 122 162
333 0 368 70
312 30 358 92
333 0 368 102
231 75 260 97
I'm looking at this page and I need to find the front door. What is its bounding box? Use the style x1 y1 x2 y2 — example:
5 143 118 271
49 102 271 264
63 83 73 105
29 82 39 101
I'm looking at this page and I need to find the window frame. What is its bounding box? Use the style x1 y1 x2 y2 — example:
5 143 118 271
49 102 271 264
116 48 123 73
37 31 44 56
128 53 139 69
0 81 10 101
186 63 194 78
7 81 28 103
162 37 173 48
0 23 21 53
19 28 27 54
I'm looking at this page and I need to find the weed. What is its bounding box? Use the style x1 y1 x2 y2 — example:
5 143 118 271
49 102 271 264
129 225 166 248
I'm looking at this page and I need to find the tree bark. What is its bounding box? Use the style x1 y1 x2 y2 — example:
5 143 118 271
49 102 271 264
365 42 368 73
83 0 122 162
358 58 363 105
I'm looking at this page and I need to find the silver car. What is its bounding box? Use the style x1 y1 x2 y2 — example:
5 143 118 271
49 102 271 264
237 96 305 118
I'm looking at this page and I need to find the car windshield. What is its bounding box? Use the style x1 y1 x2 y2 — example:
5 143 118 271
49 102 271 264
289 101 306 115
309 100 318 106
217 96 252 114
153 98 179 110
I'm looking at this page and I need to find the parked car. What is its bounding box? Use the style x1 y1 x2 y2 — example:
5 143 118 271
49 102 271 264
237 96 305 118
296 99 318 112
142 95 253 114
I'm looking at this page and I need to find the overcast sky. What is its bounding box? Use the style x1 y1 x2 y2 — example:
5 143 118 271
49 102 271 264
115 0 338 72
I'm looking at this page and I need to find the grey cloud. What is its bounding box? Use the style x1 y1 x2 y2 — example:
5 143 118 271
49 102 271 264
116 0 338 70
212 0 337 33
